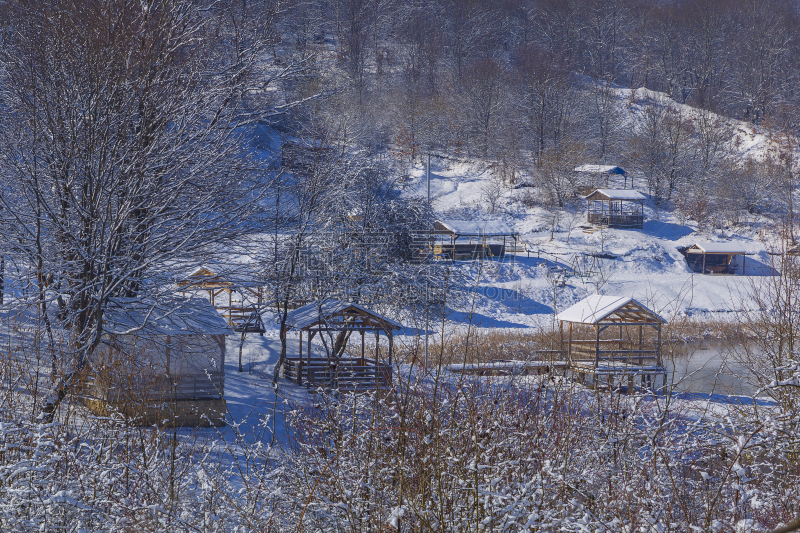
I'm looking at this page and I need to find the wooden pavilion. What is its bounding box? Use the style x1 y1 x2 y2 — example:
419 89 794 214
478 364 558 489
556 295 667 391
585 189 646 228
684 243 749 275
281 300 402 391
432 220 519 260
177 266 266 334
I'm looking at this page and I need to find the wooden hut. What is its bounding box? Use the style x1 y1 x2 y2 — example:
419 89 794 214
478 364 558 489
177 265 266 334
432 220 519 260
556 295 667 391
684 243 748 275
85 298 233 426
281 300 402 391
585 189 646 228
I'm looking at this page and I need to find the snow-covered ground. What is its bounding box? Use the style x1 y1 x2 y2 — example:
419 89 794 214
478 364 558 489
401 158 779 329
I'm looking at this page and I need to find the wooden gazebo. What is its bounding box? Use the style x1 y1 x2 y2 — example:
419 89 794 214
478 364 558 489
281 300 402 391
177 266 266 334
556 295 667 391
684 243 749 275
585 189 646 228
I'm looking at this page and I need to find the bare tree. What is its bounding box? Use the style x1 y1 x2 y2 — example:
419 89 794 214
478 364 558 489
0 0 301 418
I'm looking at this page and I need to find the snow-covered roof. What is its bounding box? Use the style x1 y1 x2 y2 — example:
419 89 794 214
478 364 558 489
180 263 265 287
687 242 749 254
103 297 233 336
574 165 626 175
436 220 517 237
586 189 647 201
284 300 402 331
555 294 666 325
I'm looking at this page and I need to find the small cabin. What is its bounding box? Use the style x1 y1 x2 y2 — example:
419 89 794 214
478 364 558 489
556 294 667 391
585 189 646 228
85 297 232 426
683 243 748 275
432 220 519 260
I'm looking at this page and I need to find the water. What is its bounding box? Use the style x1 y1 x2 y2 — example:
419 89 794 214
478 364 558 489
665 340 755 396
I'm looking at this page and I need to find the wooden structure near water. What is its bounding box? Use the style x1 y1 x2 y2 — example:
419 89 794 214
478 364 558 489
585 189 646 228
281 300 401 392
557 295 667 391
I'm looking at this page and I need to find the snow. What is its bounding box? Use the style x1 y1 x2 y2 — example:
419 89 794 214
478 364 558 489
555 294 665 324
587 188 647 201
437 219 517 237
103 297 233 335
574 165 626 175
688 242 750 254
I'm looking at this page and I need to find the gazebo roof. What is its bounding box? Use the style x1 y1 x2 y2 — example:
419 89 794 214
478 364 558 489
556 295 666 325
585 189 646 201
284 300 402 331
103 297 233 336
687 242 749 254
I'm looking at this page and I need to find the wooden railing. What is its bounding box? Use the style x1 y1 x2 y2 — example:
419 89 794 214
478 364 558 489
588 213 643 228
87 371 224 402
284 358 392 391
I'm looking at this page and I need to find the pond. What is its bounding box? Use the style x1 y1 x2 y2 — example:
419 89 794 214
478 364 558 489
664 340 756 396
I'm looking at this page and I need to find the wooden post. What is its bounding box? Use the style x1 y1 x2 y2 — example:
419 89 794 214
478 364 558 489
638 324 643 365
657 324 662 368
360 330 365 365
375 330 380 365
702 252 706 275
595 325 600 369
388 331 393 366
742 253 746 276
299 330 303 362
567 322 573 362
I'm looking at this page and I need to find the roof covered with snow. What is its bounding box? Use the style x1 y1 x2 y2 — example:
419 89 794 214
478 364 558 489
103 297 233 336
688 242 749 254
555 294 666 325
586 189 647 201
436 220 517 237
574 165 626 175
284 300 402 331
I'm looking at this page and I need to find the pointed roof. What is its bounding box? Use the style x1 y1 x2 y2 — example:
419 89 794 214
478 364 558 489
556 294 666 325
284 300 402 331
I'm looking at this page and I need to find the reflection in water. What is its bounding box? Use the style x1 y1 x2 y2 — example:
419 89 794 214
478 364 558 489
665 340 754 396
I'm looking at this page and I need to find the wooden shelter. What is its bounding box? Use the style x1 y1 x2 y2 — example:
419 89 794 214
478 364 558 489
177 266 266 334
281 300 402 391
684 243 748 275
432 220 519 260
556 295 667 391
85 297 233 426
585 189 646 228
